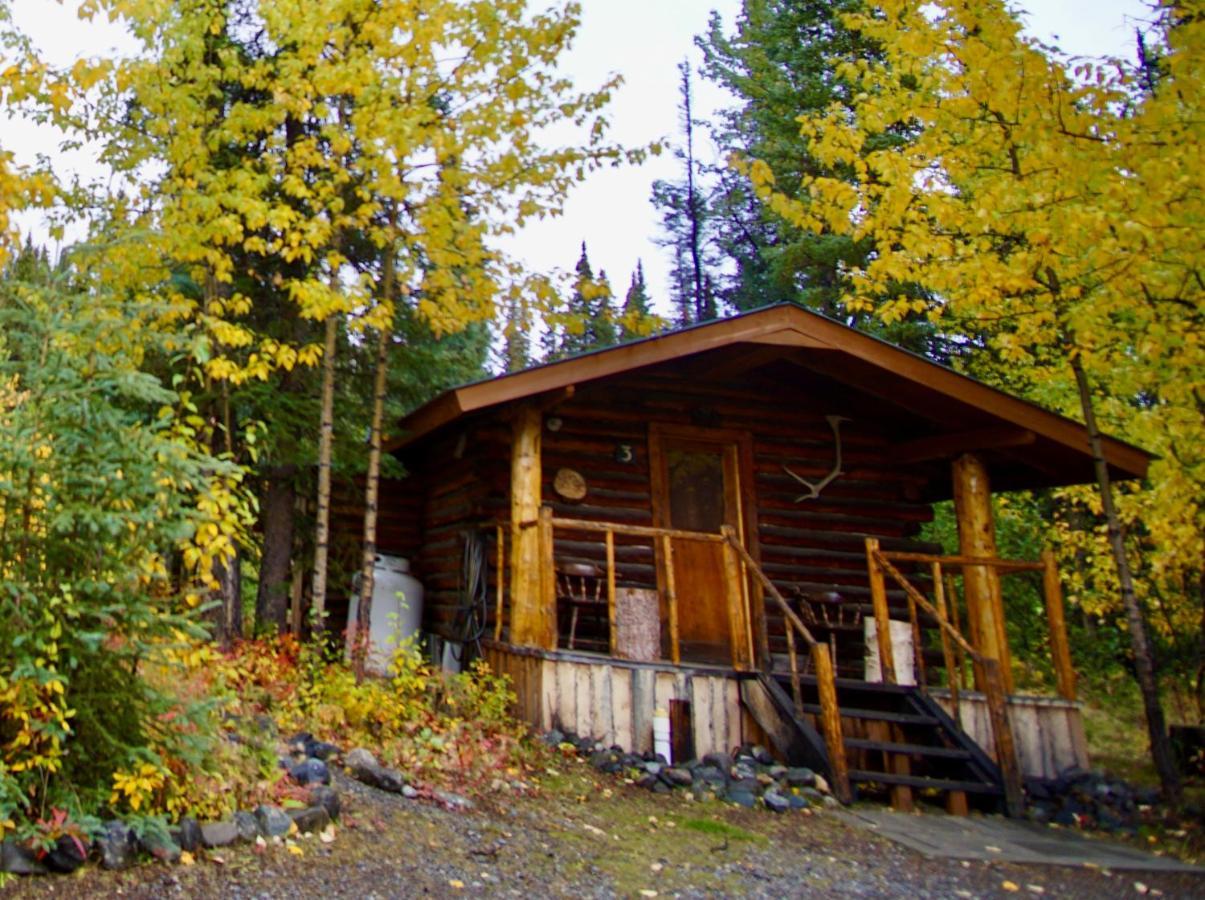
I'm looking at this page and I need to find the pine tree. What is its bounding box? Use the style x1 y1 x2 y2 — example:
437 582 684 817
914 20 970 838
652 61 719 326
620 261 652 340
697 0 945 356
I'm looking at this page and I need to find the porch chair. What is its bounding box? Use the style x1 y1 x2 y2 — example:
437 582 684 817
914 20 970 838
556 560 606 651
795 589 862 676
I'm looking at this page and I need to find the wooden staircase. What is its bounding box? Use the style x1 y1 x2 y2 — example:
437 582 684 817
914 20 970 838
742 672 1005 813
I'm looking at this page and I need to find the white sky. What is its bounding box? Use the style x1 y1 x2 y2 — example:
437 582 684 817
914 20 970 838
5 0 1153 309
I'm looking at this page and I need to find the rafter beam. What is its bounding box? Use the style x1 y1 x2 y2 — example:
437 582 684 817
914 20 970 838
896 426 1036 464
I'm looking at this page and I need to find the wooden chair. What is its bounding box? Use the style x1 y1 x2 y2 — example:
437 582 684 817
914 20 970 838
557 560 605 651
795 589 862 676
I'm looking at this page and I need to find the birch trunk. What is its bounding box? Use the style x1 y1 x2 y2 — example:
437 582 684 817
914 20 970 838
310 312 339 635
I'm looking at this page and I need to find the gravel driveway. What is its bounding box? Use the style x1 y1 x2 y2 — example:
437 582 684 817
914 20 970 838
5 765 1202 899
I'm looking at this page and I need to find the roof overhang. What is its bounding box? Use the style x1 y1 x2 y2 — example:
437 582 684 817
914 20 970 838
388 305 1151 487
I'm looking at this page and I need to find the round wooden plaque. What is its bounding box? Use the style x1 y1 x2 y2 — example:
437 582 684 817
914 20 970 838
553 467 587 501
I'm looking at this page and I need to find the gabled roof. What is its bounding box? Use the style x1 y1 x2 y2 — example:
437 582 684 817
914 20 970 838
389 304 1151 486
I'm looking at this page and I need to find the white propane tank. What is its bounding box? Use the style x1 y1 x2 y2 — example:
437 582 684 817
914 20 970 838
346 555 424 676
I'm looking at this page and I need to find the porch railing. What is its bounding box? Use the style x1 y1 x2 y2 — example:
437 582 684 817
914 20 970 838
864 537 1062 818
548 511 757 668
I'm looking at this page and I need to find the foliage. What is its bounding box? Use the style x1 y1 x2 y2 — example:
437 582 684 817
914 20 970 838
199 635 535 794
751 0 1203 715
0 263 253 836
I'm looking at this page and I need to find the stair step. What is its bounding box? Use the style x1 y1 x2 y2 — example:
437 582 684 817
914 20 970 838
847 769 1002 794
799 704 938 726
843 738 973 760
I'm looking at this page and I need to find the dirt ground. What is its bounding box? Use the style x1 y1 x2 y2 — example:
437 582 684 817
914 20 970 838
4 764 1202 899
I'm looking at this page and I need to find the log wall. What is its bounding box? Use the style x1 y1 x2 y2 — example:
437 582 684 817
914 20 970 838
395 363 943 651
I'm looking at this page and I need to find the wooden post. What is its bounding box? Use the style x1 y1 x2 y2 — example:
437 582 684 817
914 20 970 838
720 527 748 670
907 588 925 689
509 406 555 648
1042 549 1076 702
661 533 680 664
785 621 803 717
494 524 505 641
812 643 851 804
951 453 1013 693
983 657 1025 818
932 562 960 725
865 538 897 684
605 529 617 656
539 505 556 643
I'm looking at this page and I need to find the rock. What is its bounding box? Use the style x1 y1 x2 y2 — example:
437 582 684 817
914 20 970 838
254 804 293 838
97 820 139 870
768 764 789 780
308 785 342 820
346 746 379 773
730 777 761 795
541 729 565 746
730 762 757 782
309 740 340 761
200 821 240 849
756 773 775 787
402 785 419 799
290 757 331 786
173 816 203 853
636 773 660 790
788 794 810 810
234 810 261 842
643 761 663 777
44 834 88 874
726 789 757 809
288 805 331 834
664 767 694 787
346 747 406 793
751 745 774 765
800 787 825 805
652 780 671 794
762 790 790 813
433 789 474 812
140 829 182 863
1 839 49 875
697 766 726 786
702 752 732 772
785 767 815 787
813 774 831 795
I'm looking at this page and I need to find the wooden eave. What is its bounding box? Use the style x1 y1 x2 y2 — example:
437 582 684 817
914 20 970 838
387 305 1151 486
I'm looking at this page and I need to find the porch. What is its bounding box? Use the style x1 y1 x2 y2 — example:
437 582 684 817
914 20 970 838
486 501 1088 816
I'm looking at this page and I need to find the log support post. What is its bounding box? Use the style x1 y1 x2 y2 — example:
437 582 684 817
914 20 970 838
951 453 1013 693
1042 549 1077 702
509 405 556 649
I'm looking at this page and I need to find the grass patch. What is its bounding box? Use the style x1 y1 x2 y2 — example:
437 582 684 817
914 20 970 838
675 816 759 842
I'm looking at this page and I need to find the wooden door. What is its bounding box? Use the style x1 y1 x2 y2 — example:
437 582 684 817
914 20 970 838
650 425 754 666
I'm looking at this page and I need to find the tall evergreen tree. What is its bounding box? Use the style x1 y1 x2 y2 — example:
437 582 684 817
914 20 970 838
651 61 719 326
620 260 652 340
545 243 618 359
697 0 944 356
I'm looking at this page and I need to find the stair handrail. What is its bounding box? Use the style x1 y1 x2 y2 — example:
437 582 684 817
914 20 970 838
866 539 1025 817
723 531 851 804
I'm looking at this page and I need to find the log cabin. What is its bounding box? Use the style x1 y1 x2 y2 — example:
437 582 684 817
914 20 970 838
358 304 1152 815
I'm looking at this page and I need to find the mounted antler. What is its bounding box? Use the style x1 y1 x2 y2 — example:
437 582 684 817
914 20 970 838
782 415 851 502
